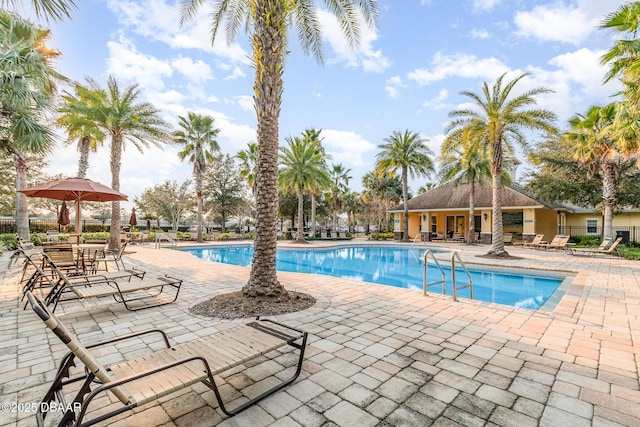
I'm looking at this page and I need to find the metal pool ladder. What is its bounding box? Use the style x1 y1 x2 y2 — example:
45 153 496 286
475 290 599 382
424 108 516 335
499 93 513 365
423 250 474 301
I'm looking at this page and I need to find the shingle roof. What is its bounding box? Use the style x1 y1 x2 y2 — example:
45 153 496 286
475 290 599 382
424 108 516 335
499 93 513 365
388 181 559 212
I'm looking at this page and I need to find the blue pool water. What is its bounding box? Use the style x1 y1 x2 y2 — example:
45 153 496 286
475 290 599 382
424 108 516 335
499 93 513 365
187 245 565 310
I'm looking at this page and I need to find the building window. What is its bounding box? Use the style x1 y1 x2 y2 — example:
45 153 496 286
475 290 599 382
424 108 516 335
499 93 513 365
431 216 437 233
586 219 598 235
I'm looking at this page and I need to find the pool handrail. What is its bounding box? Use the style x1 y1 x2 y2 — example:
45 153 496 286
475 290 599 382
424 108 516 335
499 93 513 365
423 250 474 302
423 250 446 295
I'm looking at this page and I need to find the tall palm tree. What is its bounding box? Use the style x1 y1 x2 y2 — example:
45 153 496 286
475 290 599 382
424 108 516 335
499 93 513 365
440 128 492 244
174 112 221 242
74 76 171 250
57 83 106 178
237 142 258 195
180 0 378 297
447 73 557 256
279 135 329 243
375 129 434 242
1 0 77 21
600 2 640 86
0 10 63 239
566 104 623 240
328 163 352 232
301 128 330 237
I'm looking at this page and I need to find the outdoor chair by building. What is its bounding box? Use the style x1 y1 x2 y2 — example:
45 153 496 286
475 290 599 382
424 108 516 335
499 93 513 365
565 236 622 257
27 291 308 426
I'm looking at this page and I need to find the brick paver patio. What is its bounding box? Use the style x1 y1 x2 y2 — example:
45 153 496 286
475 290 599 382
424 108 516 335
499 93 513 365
1 240 638 426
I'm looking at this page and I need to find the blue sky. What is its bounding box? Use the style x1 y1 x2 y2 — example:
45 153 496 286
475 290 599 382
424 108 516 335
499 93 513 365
25 0 627 208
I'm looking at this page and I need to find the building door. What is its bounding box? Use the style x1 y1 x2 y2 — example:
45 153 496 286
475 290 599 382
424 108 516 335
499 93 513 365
456 216 465 237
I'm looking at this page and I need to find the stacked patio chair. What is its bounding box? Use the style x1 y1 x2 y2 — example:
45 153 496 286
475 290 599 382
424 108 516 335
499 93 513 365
42 253 181 312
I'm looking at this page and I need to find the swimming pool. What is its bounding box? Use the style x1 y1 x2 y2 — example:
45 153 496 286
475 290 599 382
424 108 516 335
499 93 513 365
187 245 566 310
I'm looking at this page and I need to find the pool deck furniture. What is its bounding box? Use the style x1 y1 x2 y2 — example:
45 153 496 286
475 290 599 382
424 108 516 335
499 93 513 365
523 234 545 248
532 234 569 250
27 290 307 426
565 236 622 257
42 253 182 313
3 242 640 426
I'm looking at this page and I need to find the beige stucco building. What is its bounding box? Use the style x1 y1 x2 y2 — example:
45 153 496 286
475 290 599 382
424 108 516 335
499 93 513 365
389 181 640 243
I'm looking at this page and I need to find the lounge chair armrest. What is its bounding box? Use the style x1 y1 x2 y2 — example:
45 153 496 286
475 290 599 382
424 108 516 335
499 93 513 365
85 329 171 349
257 317 306 336
76 355 215 425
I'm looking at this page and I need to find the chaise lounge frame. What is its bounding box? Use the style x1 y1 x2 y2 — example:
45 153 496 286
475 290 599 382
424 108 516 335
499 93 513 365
27 291 308 427
42 253 181 313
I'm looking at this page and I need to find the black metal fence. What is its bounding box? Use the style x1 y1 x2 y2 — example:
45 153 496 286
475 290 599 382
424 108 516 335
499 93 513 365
0 218 229 235
558 225 640 243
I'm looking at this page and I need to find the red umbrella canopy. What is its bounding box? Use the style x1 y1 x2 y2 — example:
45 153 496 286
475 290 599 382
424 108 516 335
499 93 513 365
58 201 70 226
129 207 137 227
19 177 128 202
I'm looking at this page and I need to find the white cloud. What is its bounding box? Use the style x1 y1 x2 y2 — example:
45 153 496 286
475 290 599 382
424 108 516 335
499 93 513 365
422 88 449 110
407 52 510 86
548 48 614 99
224 66 246 80
473 0 501 11
106 0 250 65
317 9 391 73
470 28 490 39
321 130 377 168
235 95 254 112
106 35 173 90
512 1 629 45
171 56 213 85
385 76 404 99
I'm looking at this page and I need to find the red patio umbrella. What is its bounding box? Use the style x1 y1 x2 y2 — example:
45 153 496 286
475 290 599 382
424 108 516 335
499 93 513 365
129 207 137 227
57 201 70 226
20 177 128 239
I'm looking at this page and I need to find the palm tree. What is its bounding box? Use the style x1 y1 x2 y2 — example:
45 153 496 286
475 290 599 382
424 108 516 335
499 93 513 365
328 163 352 232
237 142 258 195
566 104 623 240
57 83 106 178
74 76 171 250
375 130 434 242
600 2 640 86
174 112 221 242
440 128 492 244
180 0 378 297
301 128 330 237
1 0 77 21
447 73 557 256
279 135 329 244
0 11 63 239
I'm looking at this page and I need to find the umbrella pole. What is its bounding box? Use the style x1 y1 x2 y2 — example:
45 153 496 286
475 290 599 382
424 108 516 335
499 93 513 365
75 200 82 244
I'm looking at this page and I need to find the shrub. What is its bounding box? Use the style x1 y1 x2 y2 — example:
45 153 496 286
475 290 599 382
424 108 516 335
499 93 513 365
0 234 18 251
81 232 110 242
569 235 603 248
218 233 231 241
0 241 6 255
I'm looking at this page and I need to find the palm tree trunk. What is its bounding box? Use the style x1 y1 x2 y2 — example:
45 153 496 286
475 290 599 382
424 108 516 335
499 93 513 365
244 0 287 297
468 177 475 244
196 171 203 242
402 166 409 242
77 136 90 178
489 166 506 255
108 134 123 251
14 154 29 240
310 192 317 238
602 161 616 239
295 188 306 243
